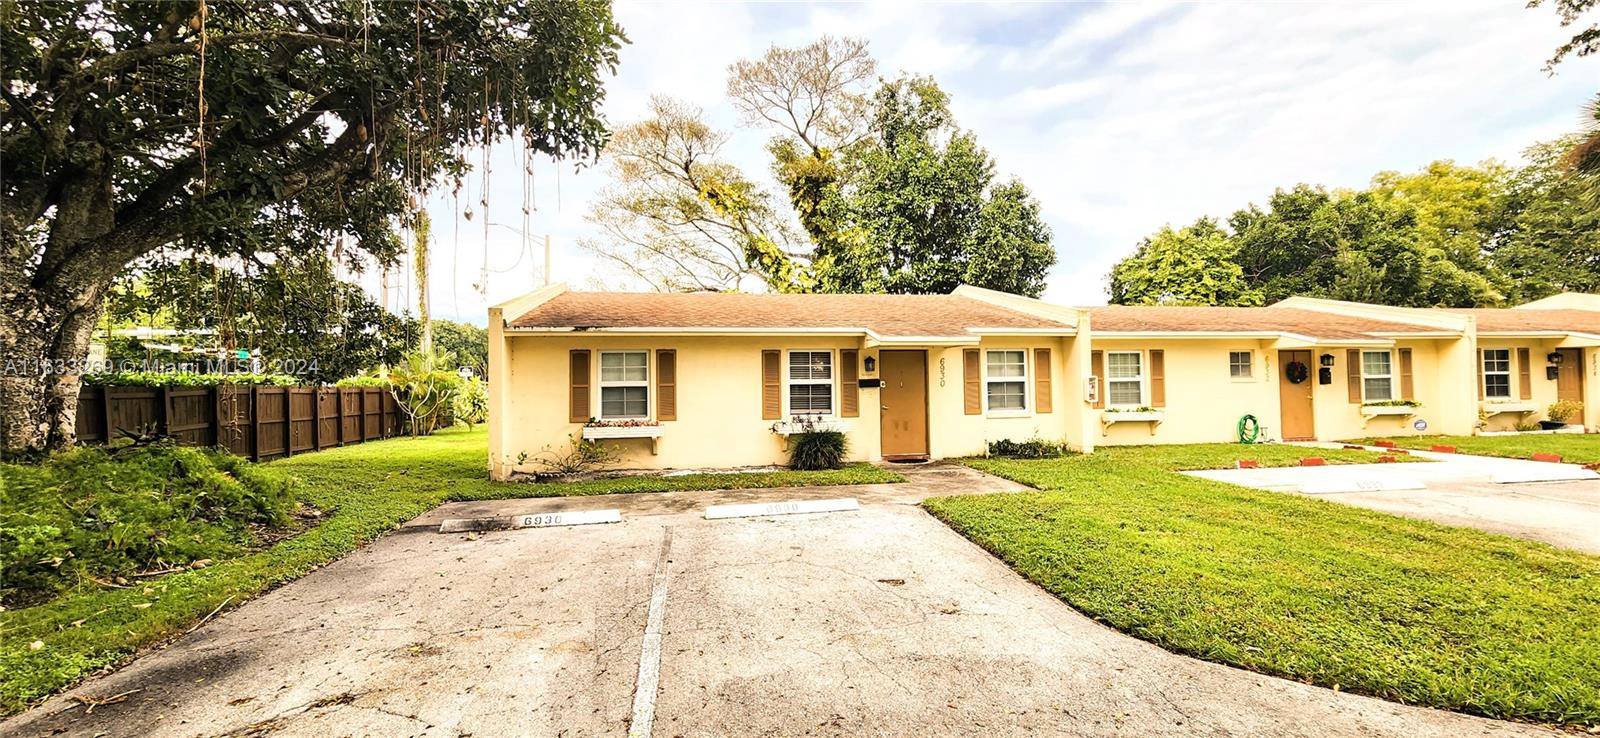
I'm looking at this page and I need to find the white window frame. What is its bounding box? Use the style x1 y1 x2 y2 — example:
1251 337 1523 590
1228 350 1254 379
1360 349 1394 402
597 350 650 419
984 349 1029 415
1481 348 1512 399
785 349 836 418
1106 350 1147 408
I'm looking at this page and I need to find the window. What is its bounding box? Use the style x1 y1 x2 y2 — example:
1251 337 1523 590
788 350 833 415
1361 350 1393 401
1482 348 1511 399
1229 351 1253 378
1106 351 1145 406
985 350 1028 411
599 351 649 418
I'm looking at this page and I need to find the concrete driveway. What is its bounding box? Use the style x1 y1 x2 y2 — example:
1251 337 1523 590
2 465 1553 738
1186 447 1600 554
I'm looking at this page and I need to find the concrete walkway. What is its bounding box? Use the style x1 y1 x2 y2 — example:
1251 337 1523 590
2 463 1558 738
1186 447 1600 554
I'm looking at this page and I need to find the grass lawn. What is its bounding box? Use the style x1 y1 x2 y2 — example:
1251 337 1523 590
0 425 899 715
1356 434 1600 465
926 443 1600 727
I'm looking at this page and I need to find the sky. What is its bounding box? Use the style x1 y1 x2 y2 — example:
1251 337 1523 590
378 0 1600 327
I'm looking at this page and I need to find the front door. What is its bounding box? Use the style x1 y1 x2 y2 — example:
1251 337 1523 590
1557 348 1584 403
879 350 929 459
1277 350 1316 441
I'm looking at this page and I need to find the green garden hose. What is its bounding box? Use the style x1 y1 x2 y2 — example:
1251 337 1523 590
1237 414 1261 444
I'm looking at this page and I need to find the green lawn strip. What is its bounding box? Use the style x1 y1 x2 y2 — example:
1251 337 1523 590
1356 434 1600 465
0 426 900 715
928 446 1600 726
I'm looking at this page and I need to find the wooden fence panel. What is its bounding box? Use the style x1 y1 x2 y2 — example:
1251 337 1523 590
315 388 340 449
215 384 254 457
166 388 215 447
254 386 289 461
287 388 316 454
105 386 162 441
362 388 381 440
339 388 361 443
75 385 106 444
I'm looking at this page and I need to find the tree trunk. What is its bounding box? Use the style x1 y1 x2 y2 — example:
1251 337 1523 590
0 278 107 454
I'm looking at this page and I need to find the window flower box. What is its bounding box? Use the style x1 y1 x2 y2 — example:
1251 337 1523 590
1479 401 1538 416
1359 403 1418 427
1102 408 1164 435
770 418 850 450
582 422 663 454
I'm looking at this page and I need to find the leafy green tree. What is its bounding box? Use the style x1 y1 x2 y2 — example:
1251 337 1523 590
1529 0 1599 69
431 319 488 377
1108 219 1263 305
820 77 1057 295
0 0 623 451
1369 160 1510 304
1490 137 1600 299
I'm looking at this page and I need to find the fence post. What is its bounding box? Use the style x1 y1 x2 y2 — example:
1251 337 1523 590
100 385 114 442
249 385 261 461
283 387 294 458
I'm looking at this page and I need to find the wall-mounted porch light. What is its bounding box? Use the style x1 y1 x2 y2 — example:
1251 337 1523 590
1319 353 1336 367
1547 351 1563 365
863 355 877 374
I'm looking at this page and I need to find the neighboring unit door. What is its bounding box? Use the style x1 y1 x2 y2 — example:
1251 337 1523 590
1557 348 1584 403
879 350 929 459
1277 350 1316 441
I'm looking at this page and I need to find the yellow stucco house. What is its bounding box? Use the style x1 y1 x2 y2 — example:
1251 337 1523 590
486 285 1599 478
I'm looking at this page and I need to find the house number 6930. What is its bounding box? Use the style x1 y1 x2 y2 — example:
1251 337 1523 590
939 357 946 387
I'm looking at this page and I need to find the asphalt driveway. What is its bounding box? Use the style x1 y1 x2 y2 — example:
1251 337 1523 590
2 466 1553 737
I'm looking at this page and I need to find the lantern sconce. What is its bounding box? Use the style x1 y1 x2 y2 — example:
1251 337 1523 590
1547 352 1563 365
863 355 877 374
1319 353 1336 367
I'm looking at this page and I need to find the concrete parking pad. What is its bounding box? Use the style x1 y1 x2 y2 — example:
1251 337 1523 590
2 465 1556 737
1187 448 1600 554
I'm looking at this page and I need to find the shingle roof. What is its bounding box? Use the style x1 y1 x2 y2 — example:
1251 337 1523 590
1086 306 1445 340
1448 309 1600 334
507 291 1074 337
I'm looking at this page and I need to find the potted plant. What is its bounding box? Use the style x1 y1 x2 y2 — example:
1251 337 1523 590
1543 400 1582 430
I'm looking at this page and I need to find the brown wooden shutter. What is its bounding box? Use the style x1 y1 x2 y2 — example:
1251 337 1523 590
839 349 859 418
1517 347 1532 400
1398 348 1414 401
963 349 981 415
1033 348 1052 414
1149 349 1166 408
761 350 782 420
1090 350 1105 409
655 349 677 421
1346 349 1362 404
1476 350 1485 400
569 350 591 423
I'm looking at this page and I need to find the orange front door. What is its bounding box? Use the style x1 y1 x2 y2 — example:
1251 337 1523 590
879 350 929 459
1557 348 1584 403
1278 350 1316 441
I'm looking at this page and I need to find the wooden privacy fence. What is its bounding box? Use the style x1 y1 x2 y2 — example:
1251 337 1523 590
75 384 407 461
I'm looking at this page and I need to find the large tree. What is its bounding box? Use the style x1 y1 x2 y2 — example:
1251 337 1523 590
1368 160 1510 304
821 76 1056 295
579 96 807 292
1491 137 1600 299
0 0 623 451
1108 218 1263 306
1529 0 1599 69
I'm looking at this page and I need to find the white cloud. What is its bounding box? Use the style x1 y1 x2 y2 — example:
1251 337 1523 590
415 0 1599 324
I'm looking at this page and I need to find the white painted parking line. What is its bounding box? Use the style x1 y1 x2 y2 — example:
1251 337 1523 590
437 509 621 533
703 498 860 520
628 526 673 738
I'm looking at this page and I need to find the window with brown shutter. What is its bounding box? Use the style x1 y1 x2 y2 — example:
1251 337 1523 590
1346 349 1361 404
963 348 981 415
1398 348 1414 401
840 349 860 418
656 349 677 421
1517 347 1532 399
1033 347 1052 413
569 350 591 423
1149 349 1166 408
1090 350 1105 409
761 349 781 420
